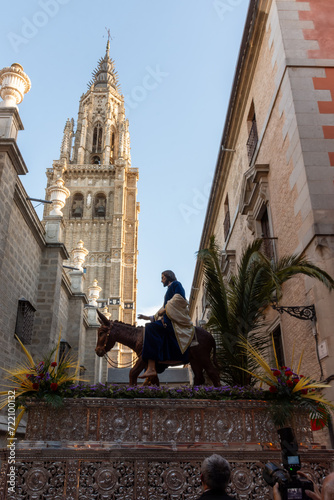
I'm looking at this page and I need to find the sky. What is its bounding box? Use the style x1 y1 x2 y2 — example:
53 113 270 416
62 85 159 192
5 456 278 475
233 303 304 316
1 0 249 319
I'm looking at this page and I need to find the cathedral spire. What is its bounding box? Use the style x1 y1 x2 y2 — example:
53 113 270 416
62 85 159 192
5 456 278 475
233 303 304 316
88 43 120 92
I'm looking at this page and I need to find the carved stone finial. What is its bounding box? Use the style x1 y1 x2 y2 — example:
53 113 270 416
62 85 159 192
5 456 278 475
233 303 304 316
101 306 111 320
0 63 31 108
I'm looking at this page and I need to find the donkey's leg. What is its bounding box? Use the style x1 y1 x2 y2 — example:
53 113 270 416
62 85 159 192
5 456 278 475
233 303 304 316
190 361 205 386
129 357 146 385
203 360 221 387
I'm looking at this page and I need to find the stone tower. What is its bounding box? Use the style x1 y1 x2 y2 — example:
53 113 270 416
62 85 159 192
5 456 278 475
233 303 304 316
44 42 139 331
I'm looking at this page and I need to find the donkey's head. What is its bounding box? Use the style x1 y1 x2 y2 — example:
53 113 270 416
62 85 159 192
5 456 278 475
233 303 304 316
95 310 117 357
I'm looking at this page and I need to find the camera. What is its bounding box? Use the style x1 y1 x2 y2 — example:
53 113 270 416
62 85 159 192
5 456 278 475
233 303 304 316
263 427 314 500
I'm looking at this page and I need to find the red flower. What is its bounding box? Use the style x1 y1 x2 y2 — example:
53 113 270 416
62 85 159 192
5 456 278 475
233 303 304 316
285 370 293 377
281 366 287 370
301 389 308 395
51 362 57 367
32 383 39 390
293 378 299 384
269 386 278 393
273 370 281 376
286 380 293 387
311 418 326 431
50 383 58 391
300 375 304 378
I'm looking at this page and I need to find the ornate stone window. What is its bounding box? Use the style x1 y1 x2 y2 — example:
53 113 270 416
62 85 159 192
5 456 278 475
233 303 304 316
92 123 103 153
221 249 236 282
239 164 276 259
71 193 84 218
94 193 106 218
15 298 36 344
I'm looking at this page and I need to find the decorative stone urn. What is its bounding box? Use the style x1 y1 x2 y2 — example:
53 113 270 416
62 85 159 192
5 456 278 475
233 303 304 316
48 177 70 216
88 279 102 306
71 240 89 271
0 398 332 499
0 63 31 107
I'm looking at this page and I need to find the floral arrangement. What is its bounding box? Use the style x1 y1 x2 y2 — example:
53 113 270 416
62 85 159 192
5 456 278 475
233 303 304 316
0 334 85 440
238 337 334 428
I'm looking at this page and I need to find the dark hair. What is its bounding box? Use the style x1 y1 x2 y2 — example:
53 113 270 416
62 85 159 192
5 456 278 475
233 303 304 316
201 454 231 492
162 270 177 282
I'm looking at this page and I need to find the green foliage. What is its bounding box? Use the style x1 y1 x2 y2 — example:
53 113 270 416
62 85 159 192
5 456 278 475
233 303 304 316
197 236 334 386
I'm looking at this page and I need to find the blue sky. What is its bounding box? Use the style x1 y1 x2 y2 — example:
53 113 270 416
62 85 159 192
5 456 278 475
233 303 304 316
2 0 249 318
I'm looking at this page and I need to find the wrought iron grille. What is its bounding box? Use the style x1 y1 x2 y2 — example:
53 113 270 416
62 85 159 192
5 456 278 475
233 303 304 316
261 237 276 261
223 210 231 240
246 119 258 164
15 298 36 344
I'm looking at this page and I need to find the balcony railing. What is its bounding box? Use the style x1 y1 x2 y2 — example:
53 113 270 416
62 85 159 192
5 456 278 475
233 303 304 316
246 120 258 165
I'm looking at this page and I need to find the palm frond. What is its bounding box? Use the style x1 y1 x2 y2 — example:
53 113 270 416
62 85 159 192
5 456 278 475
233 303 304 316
14 335 35 366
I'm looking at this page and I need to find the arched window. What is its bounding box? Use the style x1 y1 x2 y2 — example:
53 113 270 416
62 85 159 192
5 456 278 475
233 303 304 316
94 193 106 218
111 132 115 153
110 130 116 162
92 123 103 153
71 193 84 218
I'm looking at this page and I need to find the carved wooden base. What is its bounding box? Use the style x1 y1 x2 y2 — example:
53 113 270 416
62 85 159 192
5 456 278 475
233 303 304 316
0 399 333 499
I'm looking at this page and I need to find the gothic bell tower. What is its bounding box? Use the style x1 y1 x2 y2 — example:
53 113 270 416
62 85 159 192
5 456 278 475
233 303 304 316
44 42 139 327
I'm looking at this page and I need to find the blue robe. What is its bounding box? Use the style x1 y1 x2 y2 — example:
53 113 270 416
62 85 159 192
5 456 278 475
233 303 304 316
142 281 190 372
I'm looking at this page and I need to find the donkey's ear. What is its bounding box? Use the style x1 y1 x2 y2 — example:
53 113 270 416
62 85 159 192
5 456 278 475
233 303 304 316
97 309 111 327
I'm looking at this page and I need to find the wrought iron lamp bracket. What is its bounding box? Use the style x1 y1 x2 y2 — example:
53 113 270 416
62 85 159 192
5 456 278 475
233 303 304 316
271 303 316 322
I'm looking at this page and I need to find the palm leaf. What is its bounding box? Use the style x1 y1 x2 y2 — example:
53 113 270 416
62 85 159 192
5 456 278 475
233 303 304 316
14 335 35 366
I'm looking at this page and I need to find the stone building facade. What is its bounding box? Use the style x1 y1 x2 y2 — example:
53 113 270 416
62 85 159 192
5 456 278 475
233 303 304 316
0 63 88 441
190 0 334 405
43 43 139 369
0 43 139 426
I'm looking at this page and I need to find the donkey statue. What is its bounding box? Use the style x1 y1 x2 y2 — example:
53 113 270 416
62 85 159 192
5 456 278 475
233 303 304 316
95 310 221 386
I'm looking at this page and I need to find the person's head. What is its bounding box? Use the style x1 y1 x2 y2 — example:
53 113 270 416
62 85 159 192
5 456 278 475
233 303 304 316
200 454 231 493
161 270 176 286
322 472 334 500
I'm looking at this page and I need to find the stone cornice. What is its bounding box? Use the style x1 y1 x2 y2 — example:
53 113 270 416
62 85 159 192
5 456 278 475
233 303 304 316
0 138 27 175
45 243 70 260
13 180 46 249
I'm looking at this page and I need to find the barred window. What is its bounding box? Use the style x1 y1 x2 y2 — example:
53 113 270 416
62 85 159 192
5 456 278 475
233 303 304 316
273 324 285 368
223 195 230 240
246 101 258 165
15 298 36 344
